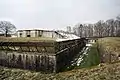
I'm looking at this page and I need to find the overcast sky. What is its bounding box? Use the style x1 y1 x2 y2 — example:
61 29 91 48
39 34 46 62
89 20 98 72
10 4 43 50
0 0 120 30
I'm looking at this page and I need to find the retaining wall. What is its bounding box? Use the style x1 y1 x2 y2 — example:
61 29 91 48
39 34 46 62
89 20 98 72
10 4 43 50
0 39 86 73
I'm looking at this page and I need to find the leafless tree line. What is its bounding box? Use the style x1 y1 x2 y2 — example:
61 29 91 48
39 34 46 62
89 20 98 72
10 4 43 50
71 15 120 38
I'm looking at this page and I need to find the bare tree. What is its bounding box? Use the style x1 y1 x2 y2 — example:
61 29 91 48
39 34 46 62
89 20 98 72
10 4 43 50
73 27 77 35
87 24 94 37
102 22 109 37
79 24 83 37
116 15 120 20
106 19 115 37
73 23 83 37
94 20 104 37
72 14 120 38
116 15 120 36
0 21 16 37
82 24 88 37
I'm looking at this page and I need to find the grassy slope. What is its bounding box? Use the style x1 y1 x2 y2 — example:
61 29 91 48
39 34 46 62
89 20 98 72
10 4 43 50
59 42 100 71
79 43 100 68
1 62 120 80
0 37 56 42
98 37 120 54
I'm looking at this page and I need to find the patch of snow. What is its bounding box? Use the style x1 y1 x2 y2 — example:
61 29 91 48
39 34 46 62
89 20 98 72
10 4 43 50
89 40 95 43
86 44 92 46
11 35 17 37
71 42 94 67
77 58 83 66
76 46 90 66
56 38 79 42
56 32 80 42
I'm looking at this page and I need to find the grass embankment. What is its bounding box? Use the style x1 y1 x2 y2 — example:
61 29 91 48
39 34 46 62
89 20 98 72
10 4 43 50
98 37 120 54
1 62 120 80
0 37 56 42
62 42 100 71
78 43 100 68
98 37 120 63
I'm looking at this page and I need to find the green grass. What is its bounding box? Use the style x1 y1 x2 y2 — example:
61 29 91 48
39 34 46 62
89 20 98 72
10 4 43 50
78 43 100 68
62 42 100 71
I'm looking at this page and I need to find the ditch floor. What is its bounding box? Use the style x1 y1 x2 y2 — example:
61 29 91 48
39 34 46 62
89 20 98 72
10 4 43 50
61 41 100 71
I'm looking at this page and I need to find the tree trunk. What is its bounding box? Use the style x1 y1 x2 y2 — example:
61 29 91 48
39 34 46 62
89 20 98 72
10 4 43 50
5 30 8 37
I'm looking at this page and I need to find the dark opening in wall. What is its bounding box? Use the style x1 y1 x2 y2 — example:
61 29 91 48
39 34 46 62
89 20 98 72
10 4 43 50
118 54 120 57
27 35 31 37
39 35 42 37
20 33 22 37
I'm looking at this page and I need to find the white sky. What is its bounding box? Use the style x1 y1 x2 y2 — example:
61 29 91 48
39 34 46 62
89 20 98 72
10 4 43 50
0 0 120 30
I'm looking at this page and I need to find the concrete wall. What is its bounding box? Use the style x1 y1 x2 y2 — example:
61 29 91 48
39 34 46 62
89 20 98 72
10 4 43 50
0 51 56 73
42 31 53 38
55 39 85 72
17 30 63 39
0 39 86 73
30 30 36 37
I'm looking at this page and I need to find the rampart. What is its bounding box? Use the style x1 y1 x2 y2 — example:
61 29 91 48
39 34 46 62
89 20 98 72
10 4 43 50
0 38 86 73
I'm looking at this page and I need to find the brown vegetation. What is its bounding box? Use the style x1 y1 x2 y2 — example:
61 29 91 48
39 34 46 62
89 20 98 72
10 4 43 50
0 37 56 42
98 37 120 63
1 62 120 80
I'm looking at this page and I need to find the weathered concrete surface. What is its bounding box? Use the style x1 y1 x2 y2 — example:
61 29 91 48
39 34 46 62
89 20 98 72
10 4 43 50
0 39 86 73
0 51 56 73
